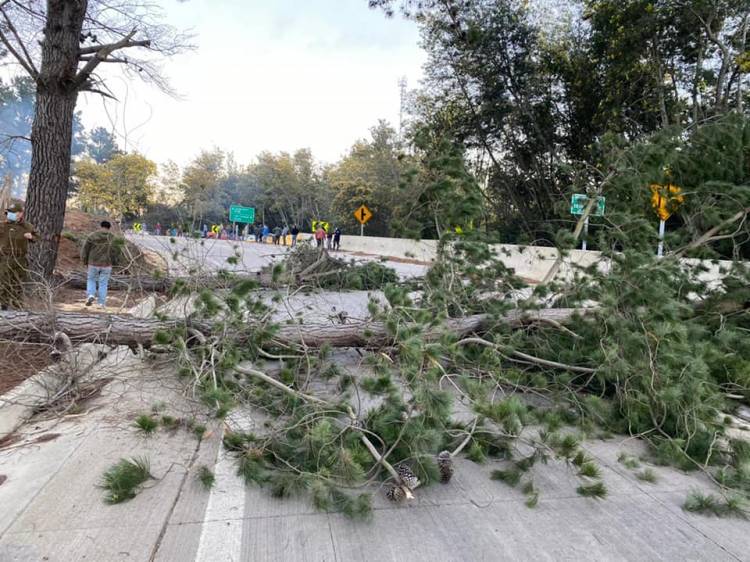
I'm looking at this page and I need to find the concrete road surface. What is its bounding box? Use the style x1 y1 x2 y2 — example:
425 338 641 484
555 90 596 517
0 236 746 561
1 352 748 562
130 234 428 279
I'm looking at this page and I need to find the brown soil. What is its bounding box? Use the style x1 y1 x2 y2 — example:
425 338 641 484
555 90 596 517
0 342 53 395
57 208 167 276
0 208 164 396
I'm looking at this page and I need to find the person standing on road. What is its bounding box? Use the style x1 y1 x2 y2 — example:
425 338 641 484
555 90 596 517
281 225 289 246
326 227 333 250
291 225 299 247
81 221 120 309
272 225 281 245
262 224 270 243
333 227 342 251
314 224 326 248
0 203 37 310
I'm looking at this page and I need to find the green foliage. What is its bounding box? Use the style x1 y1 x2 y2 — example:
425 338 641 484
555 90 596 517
636 469 658 484
525 491 539 508
491 468 522 487
101 457 151 504
134 415 158 435
340 261 398 290
192 423 207 440
578 462 601 479
683 490 747 519
576 482 608 499
476 396 528 437
75 153 157 219
618 453 641 470
198 465 215 490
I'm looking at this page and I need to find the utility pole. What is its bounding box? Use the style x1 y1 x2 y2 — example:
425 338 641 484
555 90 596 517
398 76 407 144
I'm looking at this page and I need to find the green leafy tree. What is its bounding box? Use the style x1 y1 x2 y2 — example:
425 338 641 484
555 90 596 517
181 149 227 227
75 153 157 219
86 127 122 164
329 120 405 235
251 149 331 229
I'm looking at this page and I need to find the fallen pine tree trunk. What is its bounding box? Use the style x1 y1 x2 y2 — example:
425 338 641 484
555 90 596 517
0 308 590 348
54 271 276 292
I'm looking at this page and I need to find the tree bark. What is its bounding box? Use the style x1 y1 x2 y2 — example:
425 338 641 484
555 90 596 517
25 0 88 280
0 308 589 348
55 271 283 292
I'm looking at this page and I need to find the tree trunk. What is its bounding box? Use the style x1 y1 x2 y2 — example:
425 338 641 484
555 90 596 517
0 308 589 348
25 0 88 280
55 270 291 292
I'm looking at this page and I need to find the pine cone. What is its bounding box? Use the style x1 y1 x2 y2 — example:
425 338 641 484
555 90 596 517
437 450 454 483
385 484 407 502
396 464 420 490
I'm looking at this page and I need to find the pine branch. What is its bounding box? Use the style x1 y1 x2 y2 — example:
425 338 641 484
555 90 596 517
456 337 597 374
346 407 404 486
541 195 598 284
671 206 750 257
450 416 478 457
234 364 328 405
0 7 38 77
74 29 151 88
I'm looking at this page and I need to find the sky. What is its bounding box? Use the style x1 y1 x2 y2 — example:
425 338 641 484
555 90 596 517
76 0 426 168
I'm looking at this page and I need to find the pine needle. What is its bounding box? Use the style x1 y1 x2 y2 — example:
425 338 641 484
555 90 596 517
578 462 601 479
576 481 607 499
198 465 215 490
683 490 747 518
636 468 658 483
491 468 522 487
102 457 152 504
525 492 539 508
134 415 158 435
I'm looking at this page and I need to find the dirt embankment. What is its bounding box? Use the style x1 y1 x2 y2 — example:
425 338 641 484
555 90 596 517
0 208 165 396
57 208 166 275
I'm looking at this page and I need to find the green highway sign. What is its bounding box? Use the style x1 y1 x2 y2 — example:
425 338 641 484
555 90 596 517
570 194 605 216
229 205 255 223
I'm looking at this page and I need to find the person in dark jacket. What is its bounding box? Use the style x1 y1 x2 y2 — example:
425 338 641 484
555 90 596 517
81 221 120 308
333 227 342 251
291 225 300 247
0 203 36 309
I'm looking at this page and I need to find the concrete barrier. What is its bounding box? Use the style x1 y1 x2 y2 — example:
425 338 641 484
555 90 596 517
337 234 737 284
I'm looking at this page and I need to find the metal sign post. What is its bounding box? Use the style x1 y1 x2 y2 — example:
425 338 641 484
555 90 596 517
570 194 604 251
650 184 684 257
582 216 589 251
657 219 666 257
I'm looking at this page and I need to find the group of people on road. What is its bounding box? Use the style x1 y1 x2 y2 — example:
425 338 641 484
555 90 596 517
314 224 342 251
249 223 300 246
0 202 349 313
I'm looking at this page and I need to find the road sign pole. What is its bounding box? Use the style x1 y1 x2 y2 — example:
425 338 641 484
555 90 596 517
657 219 666 257
582 216 589 251
360 223 364 237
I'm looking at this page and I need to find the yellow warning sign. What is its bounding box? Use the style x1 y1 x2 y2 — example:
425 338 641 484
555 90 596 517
312 220 330 233
650 184 684 221
354 205 373 225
